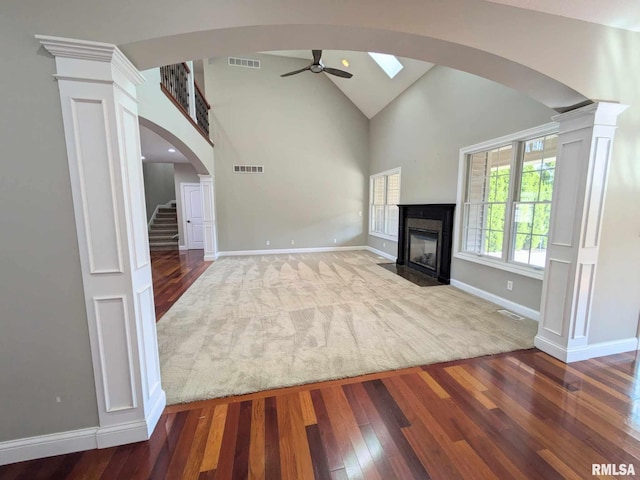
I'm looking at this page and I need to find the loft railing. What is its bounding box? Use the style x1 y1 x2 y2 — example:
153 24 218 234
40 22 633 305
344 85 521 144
159 62 212 144
194 82 210 136
160 63 190 112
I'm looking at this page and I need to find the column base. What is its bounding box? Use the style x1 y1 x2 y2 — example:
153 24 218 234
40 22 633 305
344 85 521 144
535 334 638 363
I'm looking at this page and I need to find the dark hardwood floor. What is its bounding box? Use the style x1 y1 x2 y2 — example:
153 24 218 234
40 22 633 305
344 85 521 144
3 252 639 478
2 348 640 479
151 249 212 321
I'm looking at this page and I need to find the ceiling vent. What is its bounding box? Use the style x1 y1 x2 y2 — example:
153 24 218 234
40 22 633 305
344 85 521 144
233 165 264 174
228 57 261 69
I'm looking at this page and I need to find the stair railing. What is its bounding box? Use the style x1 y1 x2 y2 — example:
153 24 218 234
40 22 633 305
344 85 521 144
159 62 212 145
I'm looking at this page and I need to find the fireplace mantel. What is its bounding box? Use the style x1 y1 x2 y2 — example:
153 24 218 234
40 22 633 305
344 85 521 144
397 204 456 284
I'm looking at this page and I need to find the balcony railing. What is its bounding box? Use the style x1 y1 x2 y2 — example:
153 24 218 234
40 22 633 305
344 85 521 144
159 62 212 144
194 82 210 136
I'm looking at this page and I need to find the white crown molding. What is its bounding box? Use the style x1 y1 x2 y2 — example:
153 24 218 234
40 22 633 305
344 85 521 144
36 35 145 86
552 101 629 131
450 279 540 321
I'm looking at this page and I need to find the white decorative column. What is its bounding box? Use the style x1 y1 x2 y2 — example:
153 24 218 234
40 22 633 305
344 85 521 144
535 102 629 362
38 36 165 447
198 174 218 260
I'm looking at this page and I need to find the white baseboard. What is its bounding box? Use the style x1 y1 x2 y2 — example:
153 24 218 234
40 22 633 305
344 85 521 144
450 279 540 321
0 389 166 465
178 245 188 251
0 427 98 466
535 335 639 363
204 253 216 261
217 246 367 257
365 246 397 262
96 421 149 449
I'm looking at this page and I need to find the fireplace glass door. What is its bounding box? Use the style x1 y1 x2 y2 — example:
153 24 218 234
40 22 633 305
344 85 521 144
409 230 438 272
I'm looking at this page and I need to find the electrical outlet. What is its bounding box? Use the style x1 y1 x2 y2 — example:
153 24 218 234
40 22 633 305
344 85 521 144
383 242 386 247
333 238 337 243
507 280 513 291
266 240 270 246
358 211 362 217
56 396 61 403
290 240 295 245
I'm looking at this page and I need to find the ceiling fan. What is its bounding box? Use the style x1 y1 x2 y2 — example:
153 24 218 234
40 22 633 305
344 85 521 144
280 50 353 79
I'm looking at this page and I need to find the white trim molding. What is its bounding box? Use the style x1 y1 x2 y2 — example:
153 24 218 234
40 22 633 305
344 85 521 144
453 122 558 278
365 246 397 262
534 335 639 363
0 428 98 466
198 175 218 261
450 279 540 321
0 412 168 466
217 246 368 257
37 34 165 459
536 102 629 362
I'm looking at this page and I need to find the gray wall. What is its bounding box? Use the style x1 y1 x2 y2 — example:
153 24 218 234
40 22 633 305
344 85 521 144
143 163 176 220
0 24 98 441
204 53 369 251
174 163 201 249
368 66 554 311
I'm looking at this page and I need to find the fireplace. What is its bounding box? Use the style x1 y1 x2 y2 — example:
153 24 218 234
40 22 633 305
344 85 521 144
397 204 455 284
409 229 438 272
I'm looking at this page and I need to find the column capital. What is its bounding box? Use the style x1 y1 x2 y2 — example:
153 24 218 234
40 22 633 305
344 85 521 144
36 35 145 89
552 102 629 133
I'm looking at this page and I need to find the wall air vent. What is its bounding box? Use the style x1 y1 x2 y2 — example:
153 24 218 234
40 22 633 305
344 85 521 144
228 57 261 69
497 309 525 321
233 165 264 174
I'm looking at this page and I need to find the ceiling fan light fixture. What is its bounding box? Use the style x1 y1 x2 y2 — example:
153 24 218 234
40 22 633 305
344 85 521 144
280 50 353 79
341 59 350 67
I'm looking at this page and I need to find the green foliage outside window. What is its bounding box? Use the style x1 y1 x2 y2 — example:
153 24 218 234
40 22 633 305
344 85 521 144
485 161 555 253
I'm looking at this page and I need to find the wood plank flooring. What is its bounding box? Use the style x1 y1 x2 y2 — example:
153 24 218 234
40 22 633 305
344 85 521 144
151 249 212 320
2 348 640 479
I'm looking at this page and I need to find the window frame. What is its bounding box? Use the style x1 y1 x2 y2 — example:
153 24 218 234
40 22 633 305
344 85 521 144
454 123 558 280
369 167 402 241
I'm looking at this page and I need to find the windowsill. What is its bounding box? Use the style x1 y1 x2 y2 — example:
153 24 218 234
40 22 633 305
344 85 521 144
369 231 398 242
453 251 544 280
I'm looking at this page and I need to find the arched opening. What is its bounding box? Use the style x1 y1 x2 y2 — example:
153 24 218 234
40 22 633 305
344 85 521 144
130 24 593 406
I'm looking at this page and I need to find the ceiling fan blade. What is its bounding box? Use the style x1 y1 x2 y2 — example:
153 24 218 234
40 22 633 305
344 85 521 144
312 50 322 64
280 66 311 77
323 67 353 79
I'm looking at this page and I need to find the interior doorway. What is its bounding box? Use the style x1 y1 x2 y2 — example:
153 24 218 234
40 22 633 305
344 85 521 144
181 183 204 250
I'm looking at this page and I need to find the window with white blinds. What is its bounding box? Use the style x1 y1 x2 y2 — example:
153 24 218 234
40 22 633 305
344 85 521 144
457 123 558 276
370 168 401 239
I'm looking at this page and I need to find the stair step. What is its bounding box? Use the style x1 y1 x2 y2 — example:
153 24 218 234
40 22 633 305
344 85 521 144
150 226 178 231
149 233 176 242
150 244 179 251
149 239 178 245
158 207 176 213
154 218 178 224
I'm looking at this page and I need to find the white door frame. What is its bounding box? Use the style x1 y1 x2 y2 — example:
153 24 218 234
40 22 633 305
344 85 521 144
180 182 203 250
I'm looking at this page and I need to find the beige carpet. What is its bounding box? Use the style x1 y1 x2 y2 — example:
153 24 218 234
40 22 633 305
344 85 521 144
157 251 537 404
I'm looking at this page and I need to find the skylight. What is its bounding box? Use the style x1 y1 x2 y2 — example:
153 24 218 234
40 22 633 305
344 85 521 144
368 52 404 79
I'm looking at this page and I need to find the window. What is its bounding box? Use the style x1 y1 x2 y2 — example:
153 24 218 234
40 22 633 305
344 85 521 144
457 124 558 276
370 168 401 239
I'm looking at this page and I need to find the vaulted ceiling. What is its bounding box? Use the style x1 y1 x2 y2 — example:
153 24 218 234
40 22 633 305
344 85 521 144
267 50 435 119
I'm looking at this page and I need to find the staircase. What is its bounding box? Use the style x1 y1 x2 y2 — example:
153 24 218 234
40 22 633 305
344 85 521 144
148 203 179 251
